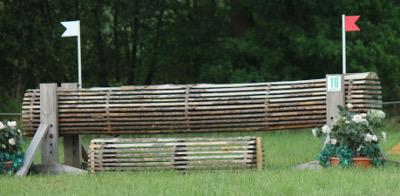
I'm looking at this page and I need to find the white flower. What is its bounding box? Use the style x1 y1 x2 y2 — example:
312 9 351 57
364 133 373 142
372 135 378 142
360 119 369 126
352 115 363 123
382 132 386 141
8 138 16 145
360 113 367 118
347 103 353 109
0 122 5 129
322 125 330 134
312 129 317 137
330 139 337 145
377 110 385 118
7 121 17 128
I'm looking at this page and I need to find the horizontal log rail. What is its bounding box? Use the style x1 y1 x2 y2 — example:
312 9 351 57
22 72 382 136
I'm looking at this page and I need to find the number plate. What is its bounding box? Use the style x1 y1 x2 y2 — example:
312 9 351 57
327 76 341 91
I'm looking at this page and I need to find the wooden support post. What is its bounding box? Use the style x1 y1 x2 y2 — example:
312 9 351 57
90 142 95 172
326 74 345 126
324 75 345 147
40 83 59 164
256 137 263 171
15 124 49 177
61 83 83 168
64 135 82 168
34 83 87 175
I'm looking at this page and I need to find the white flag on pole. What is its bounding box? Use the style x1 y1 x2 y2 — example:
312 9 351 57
61 21 80 37
61 20 82 88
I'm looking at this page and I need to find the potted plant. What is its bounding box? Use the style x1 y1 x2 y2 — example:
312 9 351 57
312 104 386 167
0 121 25 175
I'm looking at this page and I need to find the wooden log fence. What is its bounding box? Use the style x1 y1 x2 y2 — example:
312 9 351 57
21 72 382 136
88 136 264 172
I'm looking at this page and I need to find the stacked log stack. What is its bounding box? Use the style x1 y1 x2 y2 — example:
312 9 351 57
21 72 382 136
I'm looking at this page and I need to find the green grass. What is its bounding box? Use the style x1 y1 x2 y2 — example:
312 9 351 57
2 119 400 195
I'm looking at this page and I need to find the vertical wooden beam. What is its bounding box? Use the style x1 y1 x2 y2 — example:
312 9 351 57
324 75 345 147
326 74 345 127
61 83 83 168
256 137 263 171
90 142 95 173
40 83 59 164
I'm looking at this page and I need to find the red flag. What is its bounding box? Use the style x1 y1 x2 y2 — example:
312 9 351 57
345 16 360 31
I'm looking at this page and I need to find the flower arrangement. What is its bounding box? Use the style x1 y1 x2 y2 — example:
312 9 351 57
313 104 386 167
0 121 25 175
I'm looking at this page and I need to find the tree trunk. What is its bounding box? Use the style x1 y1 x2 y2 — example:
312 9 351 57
14 58 24 101
144 2 165 85
128 0 139 85
112 4 121 83
94 8 107 86
230 0 254 38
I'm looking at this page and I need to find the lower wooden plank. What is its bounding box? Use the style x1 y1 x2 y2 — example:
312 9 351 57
88 150 256 158
88 145 256 153
90 164 254 171
91 154 256 163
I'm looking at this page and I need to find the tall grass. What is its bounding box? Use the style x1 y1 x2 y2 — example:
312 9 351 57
1 120 400 195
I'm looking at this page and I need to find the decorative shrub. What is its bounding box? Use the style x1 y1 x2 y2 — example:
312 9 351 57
313 104 386 167
0 121 24 175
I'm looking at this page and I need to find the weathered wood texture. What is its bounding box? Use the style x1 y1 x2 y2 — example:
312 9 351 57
88 136 264 172
15 124 49 177
39 84 59 164
21 72 382 136
61 83 84 168
326 74 345 126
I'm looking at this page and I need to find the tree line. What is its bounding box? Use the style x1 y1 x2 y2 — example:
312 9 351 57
1 0 399 114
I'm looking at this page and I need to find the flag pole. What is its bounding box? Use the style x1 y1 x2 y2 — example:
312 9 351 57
61 20 82 88
342 14 346 74
77 20 82 89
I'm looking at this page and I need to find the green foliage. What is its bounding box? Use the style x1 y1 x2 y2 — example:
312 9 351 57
313 105 387 167
0 121 24 155
336 145 356 167
0 152 24 175
2 123 400 195
316 144 338 168
1 1 400 116
0 121 25 175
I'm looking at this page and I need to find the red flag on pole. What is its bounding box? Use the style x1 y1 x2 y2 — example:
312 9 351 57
345 16 360 31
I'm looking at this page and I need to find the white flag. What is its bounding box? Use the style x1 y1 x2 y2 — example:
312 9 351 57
61 21 80 37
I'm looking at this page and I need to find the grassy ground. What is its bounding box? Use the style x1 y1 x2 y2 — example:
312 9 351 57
1 119 400 195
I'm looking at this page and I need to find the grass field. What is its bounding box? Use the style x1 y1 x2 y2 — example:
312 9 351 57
1 119 400 195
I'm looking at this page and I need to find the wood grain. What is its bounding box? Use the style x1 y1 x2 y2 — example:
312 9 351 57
21 72 382 135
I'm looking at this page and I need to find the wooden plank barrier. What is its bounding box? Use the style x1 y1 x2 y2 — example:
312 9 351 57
21 72 382 136
88 136 264 172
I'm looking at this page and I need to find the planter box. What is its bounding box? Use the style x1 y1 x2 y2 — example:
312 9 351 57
331 157 373 168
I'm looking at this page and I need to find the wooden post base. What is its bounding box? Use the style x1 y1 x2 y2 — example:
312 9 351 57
34 163 87 175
